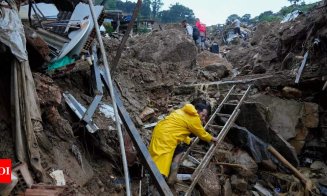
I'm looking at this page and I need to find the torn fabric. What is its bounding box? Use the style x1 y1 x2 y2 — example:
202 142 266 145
0 4 28 62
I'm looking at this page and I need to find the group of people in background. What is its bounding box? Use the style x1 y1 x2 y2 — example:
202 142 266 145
181 18 206 51
182 17 243 52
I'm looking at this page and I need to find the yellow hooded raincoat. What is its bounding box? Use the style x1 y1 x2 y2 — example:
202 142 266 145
148 104 213 177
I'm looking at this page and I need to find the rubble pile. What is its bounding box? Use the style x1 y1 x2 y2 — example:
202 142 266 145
102 28 233 115
225 4 327 77
0 0 327 195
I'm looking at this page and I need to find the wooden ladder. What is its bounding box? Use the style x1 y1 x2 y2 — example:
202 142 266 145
178 85 251 196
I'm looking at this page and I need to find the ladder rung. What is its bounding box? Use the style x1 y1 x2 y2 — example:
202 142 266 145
230 93 244 96
190 149 206 155
223 102 237 106
216 113 231 118
207 124 224 129
181 165 196 169
223 103 238 106
187 155 201 164
183 85 252 196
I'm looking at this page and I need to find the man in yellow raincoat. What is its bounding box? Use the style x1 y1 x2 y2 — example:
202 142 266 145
148 102 217 182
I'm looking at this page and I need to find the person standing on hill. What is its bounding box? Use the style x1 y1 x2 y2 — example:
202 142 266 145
233 18 242 36
196 18 206 50
199 23 206 50
195 18 202 47
181 20 193 37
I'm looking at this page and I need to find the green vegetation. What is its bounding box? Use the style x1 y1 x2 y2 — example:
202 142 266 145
159 3 196 24
103 23 114 34
95 0 116 9
151 0 163 18
97 0 318 27
226 1 318 24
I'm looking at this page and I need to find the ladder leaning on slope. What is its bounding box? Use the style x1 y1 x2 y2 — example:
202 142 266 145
178 84 252 196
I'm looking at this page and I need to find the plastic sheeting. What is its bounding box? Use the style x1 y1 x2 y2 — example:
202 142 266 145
0 3 28 62
227 125 289 172
228 125 270 162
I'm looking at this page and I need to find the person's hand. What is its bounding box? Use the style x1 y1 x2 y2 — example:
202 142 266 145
211 137 218 143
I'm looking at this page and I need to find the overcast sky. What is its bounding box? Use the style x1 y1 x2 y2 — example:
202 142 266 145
135 0 321 25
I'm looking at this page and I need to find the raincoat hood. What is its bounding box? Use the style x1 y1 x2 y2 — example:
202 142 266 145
181 104 198 116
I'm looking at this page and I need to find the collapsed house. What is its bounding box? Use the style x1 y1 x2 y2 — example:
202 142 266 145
0 0 327 195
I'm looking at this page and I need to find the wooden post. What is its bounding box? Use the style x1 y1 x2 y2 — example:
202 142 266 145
112 0 142 72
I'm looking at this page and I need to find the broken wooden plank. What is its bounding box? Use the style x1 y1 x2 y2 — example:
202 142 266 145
184 75 273 87
295 51 309 84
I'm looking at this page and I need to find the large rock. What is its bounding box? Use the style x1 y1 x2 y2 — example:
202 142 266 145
229 149 258 177
200 64 229 81
198 165 221 196
196 51 232 80
227 94 319 161
222 102 299 166
196 51 232 70
250 94 319 140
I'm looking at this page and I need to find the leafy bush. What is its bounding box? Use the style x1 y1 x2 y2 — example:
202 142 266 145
103 23 114 34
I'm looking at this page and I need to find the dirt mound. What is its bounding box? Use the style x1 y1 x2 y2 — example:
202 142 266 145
105 28 230 114
127 29 197 63
250 21 279 46
226 5 327 77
